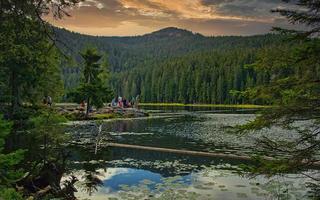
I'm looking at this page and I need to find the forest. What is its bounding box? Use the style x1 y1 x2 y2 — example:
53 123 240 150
0 0 319 199
56 27 285 104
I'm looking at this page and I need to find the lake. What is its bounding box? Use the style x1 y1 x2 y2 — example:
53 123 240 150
64 106 317 200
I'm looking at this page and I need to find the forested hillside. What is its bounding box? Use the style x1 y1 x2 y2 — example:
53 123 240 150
56 27 284 104
112 49 264 104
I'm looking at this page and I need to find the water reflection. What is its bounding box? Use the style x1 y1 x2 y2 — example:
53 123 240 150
68 109 305 158
80 163 105 196
140 105 261 114
103 168 191 191
63 146 315 200
65 108 318 199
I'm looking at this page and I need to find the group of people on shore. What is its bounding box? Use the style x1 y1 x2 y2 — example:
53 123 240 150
78 95 140 113
111 95 139 108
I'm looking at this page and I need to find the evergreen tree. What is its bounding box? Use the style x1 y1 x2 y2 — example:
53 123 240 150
74 47 113 118
239 0 320 195
271 0 320 38
0 17 63 116
0 1 80 198
0 115 24 199
0 0 80 116
110 48 264 104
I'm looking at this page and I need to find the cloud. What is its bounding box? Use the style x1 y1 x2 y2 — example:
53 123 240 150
78 0 105 9
46 0 302 36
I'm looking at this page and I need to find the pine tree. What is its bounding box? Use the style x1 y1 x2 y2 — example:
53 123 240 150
0 115 24 199
239 0 320 194
0 0 80 116
271 0 320 38
74 47 113 118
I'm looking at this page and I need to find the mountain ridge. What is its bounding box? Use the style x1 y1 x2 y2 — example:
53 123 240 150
54 26 203 39
56 26 287 105
144 27 202 38
55 26 284 92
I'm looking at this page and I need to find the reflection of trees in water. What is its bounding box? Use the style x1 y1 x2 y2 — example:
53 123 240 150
67 142 113 196
102 116 188 133
306 182 320 199
104 119 139 133
82 171 104 196
67 145 320 199
67 143 112 163
68 116 320 198
79 161 106 196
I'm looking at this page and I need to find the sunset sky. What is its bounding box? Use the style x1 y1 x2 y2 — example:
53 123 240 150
46 0 300 36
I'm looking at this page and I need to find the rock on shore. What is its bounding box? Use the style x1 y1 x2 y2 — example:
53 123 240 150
56 104 149 120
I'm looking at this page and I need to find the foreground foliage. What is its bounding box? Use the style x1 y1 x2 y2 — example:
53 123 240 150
0 0 81 199
238 0 320 197
0 115 24 199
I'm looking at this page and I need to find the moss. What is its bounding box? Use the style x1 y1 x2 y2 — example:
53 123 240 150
62 112 119 120
0 188 24 200
62 112 85 121
92 113 120 120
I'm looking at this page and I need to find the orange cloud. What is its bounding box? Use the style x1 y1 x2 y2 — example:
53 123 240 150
45 0 298 36
118 0 273 22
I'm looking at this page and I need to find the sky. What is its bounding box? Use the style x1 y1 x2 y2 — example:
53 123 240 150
46 0 300 36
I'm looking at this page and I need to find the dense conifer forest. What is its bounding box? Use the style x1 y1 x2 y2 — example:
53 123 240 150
56 27 284 104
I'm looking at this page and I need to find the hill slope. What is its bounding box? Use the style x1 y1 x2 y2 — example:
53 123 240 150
55 27 283 103
55 27 281 72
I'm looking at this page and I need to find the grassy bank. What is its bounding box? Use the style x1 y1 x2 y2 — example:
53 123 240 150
139 103 271 109
63 112 122 121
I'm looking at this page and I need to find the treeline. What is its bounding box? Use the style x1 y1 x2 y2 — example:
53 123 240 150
111 48 272 104
55 27 284 97
56 27 283 73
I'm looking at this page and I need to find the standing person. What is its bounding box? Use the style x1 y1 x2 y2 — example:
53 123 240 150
123 97 127 108
47 96 52 107
118 96 123 108
135 95 140 109
122 97 125 108
130 96 135 107
124 98 128 108
111 98 116 107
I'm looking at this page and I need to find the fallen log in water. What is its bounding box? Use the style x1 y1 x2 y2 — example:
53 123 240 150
108 143 265 161
107 143 320 168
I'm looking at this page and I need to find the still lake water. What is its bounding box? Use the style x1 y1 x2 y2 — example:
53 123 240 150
64 106 317 200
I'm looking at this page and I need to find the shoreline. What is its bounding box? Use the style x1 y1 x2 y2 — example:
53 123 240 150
55 103 149 121
139 103 271 109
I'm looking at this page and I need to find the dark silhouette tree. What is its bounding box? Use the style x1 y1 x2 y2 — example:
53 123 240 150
239 1 320 197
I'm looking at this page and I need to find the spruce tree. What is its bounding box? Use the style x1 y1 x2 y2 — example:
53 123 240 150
0 115 24 199
74 47 113 118
239 0 320 195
